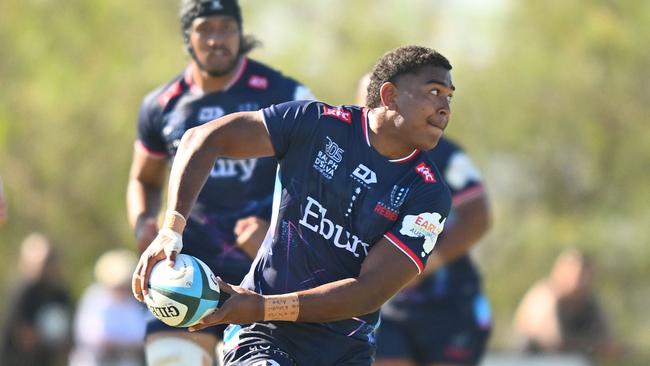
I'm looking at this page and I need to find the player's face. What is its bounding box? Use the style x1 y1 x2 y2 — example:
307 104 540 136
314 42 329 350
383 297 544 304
190 15 241 76
393 65 454 151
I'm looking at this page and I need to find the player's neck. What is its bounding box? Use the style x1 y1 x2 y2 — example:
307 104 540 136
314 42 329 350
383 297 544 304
367 108 417 160
190 59 244 93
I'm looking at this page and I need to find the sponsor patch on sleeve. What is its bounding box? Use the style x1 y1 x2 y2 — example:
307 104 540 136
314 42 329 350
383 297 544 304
399 212 446 257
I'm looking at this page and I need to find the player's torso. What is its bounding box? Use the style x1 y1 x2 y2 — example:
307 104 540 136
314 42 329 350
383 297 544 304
154 60 299 217
258 106 446 291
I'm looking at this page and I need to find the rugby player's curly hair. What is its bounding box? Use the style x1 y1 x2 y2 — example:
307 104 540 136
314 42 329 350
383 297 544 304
366 46 452 108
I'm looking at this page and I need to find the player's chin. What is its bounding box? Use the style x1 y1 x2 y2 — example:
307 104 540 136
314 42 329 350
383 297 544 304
419 129 443 150
204 57 237 76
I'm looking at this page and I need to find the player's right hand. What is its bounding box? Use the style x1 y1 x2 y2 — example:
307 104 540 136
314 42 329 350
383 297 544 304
188 277 264 331
132 228 183 302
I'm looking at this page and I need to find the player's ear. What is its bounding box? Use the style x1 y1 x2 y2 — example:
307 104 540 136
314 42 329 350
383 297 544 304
379 82 399 111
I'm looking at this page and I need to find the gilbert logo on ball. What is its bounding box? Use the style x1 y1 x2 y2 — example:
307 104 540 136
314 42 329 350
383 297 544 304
145 254 221 327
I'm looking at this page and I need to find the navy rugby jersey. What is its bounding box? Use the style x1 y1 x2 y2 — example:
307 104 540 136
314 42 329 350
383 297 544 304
385 137 487 309
136 58 313 283
241 101 451 341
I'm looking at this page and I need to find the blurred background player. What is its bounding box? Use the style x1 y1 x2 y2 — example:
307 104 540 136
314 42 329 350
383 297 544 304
0 233 73 366
356 73 493 366
513 248 624 363
69 249 147 366
126 0 313 364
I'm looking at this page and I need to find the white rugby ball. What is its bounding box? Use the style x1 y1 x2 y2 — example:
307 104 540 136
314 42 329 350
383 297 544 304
144 254 221 327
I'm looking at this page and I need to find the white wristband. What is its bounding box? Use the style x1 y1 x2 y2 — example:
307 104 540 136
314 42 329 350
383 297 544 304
158 227 183 257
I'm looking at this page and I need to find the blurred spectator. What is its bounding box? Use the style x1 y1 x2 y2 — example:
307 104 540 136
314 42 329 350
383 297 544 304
69 249 147 366
0 233 73 366
0 176 7 225
513 248 624 361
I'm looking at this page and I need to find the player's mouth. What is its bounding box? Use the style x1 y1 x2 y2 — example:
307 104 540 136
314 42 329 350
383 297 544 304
207 47 232 59
426 117 447 131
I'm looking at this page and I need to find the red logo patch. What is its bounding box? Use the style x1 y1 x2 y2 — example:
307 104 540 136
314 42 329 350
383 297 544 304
248 75 268 90
415 162 436 183
322 105 352 124
374 203 399 221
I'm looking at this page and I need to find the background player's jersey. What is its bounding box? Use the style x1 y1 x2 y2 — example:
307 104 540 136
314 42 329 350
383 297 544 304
136 58 312 283
241 101 451 342
384 137 487 311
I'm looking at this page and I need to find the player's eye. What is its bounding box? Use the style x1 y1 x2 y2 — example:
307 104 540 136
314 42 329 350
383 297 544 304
430 89 440 96
447 94 453 104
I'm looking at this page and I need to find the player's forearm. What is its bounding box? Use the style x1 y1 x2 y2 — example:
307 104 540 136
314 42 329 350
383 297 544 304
165 126 221 218
127 179 162 229
264 277 390 323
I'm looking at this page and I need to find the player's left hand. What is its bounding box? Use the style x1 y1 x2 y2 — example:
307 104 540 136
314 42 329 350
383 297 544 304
189 277 264 332
234 216 269 258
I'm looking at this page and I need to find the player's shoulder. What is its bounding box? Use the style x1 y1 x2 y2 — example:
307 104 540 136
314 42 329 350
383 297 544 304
408 153 453 204
244 58 304 90
413 153 449 189
141 71 187 112
269 100 361 121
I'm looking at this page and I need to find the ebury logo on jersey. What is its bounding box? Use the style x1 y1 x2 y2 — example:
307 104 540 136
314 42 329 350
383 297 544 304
299 196 370 258
313 136 344 180
415 162 436 183
210 158 258 182
322 105 352 124
399 212 446 257
198 106 226 122
351 164 377 187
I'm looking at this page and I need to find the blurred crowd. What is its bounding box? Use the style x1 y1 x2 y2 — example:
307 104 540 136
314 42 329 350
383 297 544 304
0 231 147 366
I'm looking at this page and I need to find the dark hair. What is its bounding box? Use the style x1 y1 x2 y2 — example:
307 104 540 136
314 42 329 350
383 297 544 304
180 0 260 57
366 45 452 108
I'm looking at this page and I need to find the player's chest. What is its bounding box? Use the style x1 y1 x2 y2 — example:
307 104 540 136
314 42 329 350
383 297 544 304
160 94 265 140
305 138 416 227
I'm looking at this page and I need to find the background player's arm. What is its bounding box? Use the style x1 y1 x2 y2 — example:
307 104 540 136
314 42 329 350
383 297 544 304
126 145 167 253
417 193 490 276
190 237 420 328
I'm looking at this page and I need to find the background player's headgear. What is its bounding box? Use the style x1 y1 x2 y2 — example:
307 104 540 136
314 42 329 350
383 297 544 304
180 0 243 52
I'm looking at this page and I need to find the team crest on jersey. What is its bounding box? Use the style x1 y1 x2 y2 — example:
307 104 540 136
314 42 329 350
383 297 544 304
322 105 352 124
415 162 436 183
313 136 344 179
399 212 445 257
373 185 409 221
247 75 268 90
198 106 225 122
